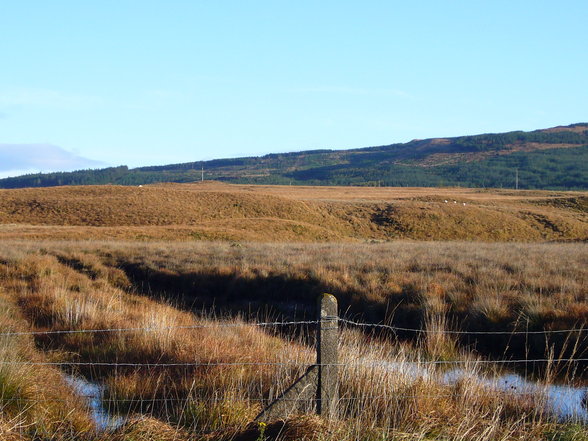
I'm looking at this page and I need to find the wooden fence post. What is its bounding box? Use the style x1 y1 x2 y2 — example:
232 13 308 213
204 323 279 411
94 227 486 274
317 293 338 419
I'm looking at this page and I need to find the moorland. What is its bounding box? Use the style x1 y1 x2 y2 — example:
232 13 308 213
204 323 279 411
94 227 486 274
0 182 586 241
0 183 587 441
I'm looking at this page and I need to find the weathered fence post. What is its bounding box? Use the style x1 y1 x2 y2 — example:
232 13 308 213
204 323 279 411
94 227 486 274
317 293 338 419
255 293 339 421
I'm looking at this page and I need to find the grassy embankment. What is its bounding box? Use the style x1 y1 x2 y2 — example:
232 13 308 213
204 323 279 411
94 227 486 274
0 183 586 242
0 242 587 440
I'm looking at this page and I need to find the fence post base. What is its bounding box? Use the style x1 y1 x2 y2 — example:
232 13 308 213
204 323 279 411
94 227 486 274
254 366 317 421
254 293 339 421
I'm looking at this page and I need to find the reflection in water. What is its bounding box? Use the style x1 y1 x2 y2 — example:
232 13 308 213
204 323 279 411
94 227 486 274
65 375 125 431
65 365 587 428
376 360 587 423
442 371 588 423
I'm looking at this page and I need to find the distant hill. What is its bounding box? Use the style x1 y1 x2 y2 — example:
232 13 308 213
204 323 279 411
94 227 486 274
1 123 587 189
0 183 586 241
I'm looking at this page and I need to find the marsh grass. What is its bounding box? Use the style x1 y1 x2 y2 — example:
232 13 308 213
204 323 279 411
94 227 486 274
0 291 94 440
59 240 588 363
0 241 586 440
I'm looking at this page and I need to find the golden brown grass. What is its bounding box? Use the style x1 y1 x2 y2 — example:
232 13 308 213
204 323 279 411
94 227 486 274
34 240 583 362
0 286 94 440
0 241 587 440
3 240 587 360
0 181 586 439
0 183 586 241
0 250 316 439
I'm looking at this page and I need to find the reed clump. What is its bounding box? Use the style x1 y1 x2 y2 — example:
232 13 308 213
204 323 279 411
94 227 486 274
0 281 94 440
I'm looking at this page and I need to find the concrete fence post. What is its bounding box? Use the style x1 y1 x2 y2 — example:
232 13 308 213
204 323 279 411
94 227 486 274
255 293 339 421
317 293 338 419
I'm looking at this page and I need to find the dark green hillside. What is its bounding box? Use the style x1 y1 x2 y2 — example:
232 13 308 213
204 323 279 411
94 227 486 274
2 123 587 189
285 146 588 189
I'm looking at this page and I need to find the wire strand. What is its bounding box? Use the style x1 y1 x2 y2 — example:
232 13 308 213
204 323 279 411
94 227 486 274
1 318 584 338
338 318 588 335
1 358 586 368
0 361 310 367
0 320 319 337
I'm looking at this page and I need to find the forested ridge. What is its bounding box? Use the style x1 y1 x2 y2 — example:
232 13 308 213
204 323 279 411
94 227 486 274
2 123 587 189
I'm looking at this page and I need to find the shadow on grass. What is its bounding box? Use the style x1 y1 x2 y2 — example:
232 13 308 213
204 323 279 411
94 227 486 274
116 261 587 375
118 262 417 325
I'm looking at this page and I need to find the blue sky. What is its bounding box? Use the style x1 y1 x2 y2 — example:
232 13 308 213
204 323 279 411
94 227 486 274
1 1 587 177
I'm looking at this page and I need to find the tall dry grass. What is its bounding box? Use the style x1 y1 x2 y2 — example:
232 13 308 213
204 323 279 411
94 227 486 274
30 240 583 363
0 251 314 438
0 244 586 440
0 284 94 440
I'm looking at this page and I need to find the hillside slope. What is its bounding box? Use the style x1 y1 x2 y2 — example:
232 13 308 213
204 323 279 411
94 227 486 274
0 183 586 242
1 123 587 190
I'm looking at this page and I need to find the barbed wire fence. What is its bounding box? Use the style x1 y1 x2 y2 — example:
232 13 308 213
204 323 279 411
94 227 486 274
1 294 587 436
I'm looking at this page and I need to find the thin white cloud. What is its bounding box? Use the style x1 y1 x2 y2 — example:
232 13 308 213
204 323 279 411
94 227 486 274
0 144 105 177
0 87 103 110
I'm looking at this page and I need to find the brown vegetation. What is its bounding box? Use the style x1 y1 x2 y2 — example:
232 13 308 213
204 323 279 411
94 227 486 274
0 183 587 439
1 243 584 440
0 279 94 440
412 143 582 167
0 183 586 241
45 240 584 361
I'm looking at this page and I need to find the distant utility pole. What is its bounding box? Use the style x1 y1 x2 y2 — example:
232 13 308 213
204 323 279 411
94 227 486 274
515 168 519 190
201 166 204 182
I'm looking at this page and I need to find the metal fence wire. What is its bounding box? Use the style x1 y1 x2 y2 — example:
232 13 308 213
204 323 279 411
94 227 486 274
1 297 587 433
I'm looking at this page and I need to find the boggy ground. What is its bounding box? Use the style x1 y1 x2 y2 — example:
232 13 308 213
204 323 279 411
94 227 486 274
0 243 587 441
0 182 587 440
20 240 585 366
0 182 586 241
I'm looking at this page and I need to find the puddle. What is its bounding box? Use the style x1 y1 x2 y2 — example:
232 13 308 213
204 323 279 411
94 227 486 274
442 370 588 423
65 375 125 431
372 360 587 423
65 364 587 427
